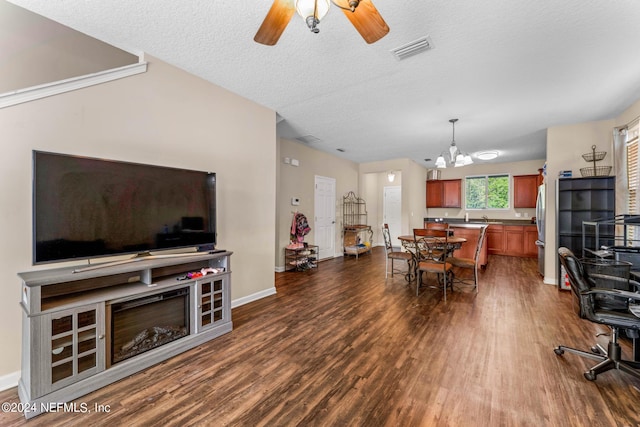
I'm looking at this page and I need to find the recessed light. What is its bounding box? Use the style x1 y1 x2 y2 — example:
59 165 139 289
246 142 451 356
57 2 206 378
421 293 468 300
475 151 499 160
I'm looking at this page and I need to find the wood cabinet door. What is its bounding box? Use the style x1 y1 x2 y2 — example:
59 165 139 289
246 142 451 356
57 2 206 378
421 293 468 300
486 225 504 254
426 180 443 208
504 226 524 256
524 226 538 257
513 175 538 208
442 179 462 208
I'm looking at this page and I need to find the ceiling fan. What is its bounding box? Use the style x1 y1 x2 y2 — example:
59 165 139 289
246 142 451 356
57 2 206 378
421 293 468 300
254 0 390 46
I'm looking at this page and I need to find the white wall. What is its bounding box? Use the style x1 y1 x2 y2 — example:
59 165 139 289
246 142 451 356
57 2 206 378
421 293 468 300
0 56 276 379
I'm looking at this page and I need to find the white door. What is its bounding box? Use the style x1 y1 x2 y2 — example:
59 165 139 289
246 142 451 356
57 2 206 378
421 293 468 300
315 176 336 260
384 186 402 248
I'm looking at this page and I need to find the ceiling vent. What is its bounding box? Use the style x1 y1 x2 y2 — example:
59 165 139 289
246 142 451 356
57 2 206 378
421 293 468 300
390 36 434 61
295 135 322 144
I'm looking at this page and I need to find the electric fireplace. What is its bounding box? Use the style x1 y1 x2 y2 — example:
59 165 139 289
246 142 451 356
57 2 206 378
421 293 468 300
109 287 190 365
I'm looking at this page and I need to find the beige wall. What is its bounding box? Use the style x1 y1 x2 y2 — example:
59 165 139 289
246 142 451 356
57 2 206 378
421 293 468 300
0 57 276 379
0 1 139 94
276 138 359 268
545 99 640 285
426 159 545 220
359 158 429 242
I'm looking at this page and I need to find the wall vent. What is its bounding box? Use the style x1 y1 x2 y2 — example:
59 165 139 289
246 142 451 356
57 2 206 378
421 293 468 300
390 36 434 61
295 135 322 144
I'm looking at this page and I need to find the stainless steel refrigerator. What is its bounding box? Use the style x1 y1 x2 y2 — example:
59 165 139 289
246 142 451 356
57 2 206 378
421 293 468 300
535 183 545 276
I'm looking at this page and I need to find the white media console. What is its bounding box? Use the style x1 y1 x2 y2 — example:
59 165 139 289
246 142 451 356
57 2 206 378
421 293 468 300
17 251 233 419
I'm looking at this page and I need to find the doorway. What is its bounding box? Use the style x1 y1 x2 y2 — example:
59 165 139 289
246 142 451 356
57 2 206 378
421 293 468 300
314 175 336 260
384 185 402 248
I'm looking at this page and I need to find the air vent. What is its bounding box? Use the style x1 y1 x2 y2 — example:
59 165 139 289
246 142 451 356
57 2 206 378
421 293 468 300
295 135 322 144
390 36 434 61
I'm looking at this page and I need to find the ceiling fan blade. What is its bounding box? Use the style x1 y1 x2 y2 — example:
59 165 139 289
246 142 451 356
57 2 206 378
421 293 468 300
338 0 389 44
254 0 296 46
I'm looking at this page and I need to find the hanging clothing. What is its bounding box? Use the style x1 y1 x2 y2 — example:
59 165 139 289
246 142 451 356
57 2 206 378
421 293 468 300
290 212 311 243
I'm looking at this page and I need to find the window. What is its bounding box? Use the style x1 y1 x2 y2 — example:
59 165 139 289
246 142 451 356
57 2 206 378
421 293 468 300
465 174 510 210
626 119 639 245
627 120 639 215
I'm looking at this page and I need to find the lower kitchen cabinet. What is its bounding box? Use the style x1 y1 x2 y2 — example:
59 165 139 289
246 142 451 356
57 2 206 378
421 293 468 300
487 224 537 258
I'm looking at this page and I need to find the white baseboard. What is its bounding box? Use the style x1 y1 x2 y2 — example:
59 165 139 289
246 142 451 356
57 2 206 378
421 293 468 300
275 266 285 273
0 370 20 392
231 287 276 308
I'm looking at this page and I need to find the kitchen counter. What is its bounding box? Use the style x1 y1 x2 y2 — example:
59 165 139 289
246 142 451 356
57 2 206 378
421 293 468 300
425 218 536 226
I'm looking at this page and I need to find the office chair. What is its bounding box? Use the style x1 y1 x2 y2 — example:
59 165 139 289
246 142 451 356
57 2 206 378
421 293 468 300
382 224 413 280
555 247 640 381
447 225 488 292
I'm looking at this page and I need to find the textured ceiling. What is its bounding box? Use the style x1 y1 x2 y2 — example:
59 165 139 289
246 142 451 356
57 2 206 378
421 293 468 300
7 0 640 166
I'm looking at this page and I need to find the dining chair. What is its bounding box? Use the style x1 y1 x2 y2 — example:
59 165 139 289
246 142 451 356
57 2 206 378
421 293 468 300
413 228 453 300
447 225 488 292
414 228 448 261
382 224 413 279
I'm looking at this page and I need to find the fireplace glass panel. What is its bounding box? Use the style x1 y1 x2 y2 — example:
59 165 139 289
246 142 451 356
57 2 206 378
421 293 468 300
110 288 189 364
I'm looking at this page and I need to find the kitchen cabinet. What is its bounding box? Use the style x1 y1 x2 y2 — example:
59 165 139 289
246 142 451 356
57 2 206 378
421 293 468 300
513 174 539 208
486 224 505 254
426 179 461 208
487 224 537 257
505 226 525 255
524 227 538 257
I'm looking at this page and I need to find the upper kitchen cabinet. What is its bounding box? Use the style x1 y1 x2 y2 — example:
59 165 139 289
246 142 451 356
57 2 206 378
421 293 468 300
513 174 539 208
426 179 461 208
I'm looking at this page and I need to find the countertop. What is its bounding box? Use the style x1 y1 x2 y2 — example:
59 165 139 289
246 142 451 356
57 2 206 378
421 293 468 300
425 218 537 227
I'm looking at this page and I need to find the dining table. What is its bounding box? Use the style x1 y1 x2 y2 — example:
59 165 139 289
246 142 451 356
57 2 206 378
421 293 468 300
397 234 467 282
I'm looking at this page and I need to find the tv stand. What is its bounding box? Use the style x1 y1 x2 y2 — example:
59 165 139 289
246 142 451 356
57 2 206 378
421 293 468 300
18 251 233 419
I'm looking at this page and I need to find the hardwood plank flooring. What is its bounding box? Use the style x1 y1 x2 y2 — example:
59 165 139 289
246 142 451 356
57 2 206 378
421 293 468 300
1 247 640 426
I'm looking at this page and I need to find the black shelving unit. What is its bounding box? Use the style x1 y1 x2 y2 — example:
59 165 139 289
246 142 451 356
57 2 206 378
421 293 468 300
556 176 615 287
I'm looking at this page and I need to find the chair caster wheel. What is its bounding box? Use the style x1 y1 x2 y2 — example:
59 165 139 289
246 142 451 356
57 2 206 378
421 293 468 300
554 347 564 356
584 371 597 381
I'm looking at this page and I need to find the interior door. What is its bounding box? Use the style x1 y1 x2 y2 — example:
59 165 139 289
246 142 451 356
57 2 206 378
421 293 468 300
383 186 402 248
314 176 336 260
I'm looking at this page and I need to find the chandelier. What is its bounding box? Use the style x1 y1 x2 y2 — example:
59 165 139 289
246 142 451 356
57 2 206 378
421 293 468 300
435 119 473 168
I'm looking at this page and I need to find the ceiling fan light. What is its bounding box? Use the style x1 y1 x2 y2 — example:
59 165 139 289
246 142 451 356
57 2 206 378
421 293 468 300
296 0 330 22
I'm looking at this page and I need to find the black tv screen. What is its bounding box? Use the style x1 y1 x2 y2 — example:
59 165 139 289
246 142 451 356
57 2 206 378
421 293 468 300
33 151 216 264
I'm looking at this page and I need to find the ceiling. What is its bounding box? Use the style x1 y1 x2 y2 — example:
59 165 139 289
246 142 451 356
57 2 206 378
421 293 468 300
7 0 640 166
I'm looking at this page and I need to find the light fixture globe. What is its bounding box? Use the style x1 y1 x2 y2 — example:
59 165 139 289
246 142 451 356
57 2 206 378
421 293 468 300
296 0 331 33
476 151 499 160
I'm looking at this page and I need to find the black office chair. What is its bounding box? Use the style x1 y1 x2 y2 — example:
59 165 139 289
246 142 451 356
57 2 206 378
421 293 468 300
555 247 640 381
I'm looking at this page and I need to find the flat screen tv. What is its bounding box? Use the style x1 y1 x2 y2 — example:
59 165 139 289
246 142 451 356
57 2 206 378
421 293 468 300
33 151 216 264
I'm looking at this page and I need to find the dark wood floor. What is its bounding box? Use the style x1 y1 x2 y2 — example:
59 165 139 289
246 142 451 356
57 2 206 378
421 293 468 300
2 247 640 426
